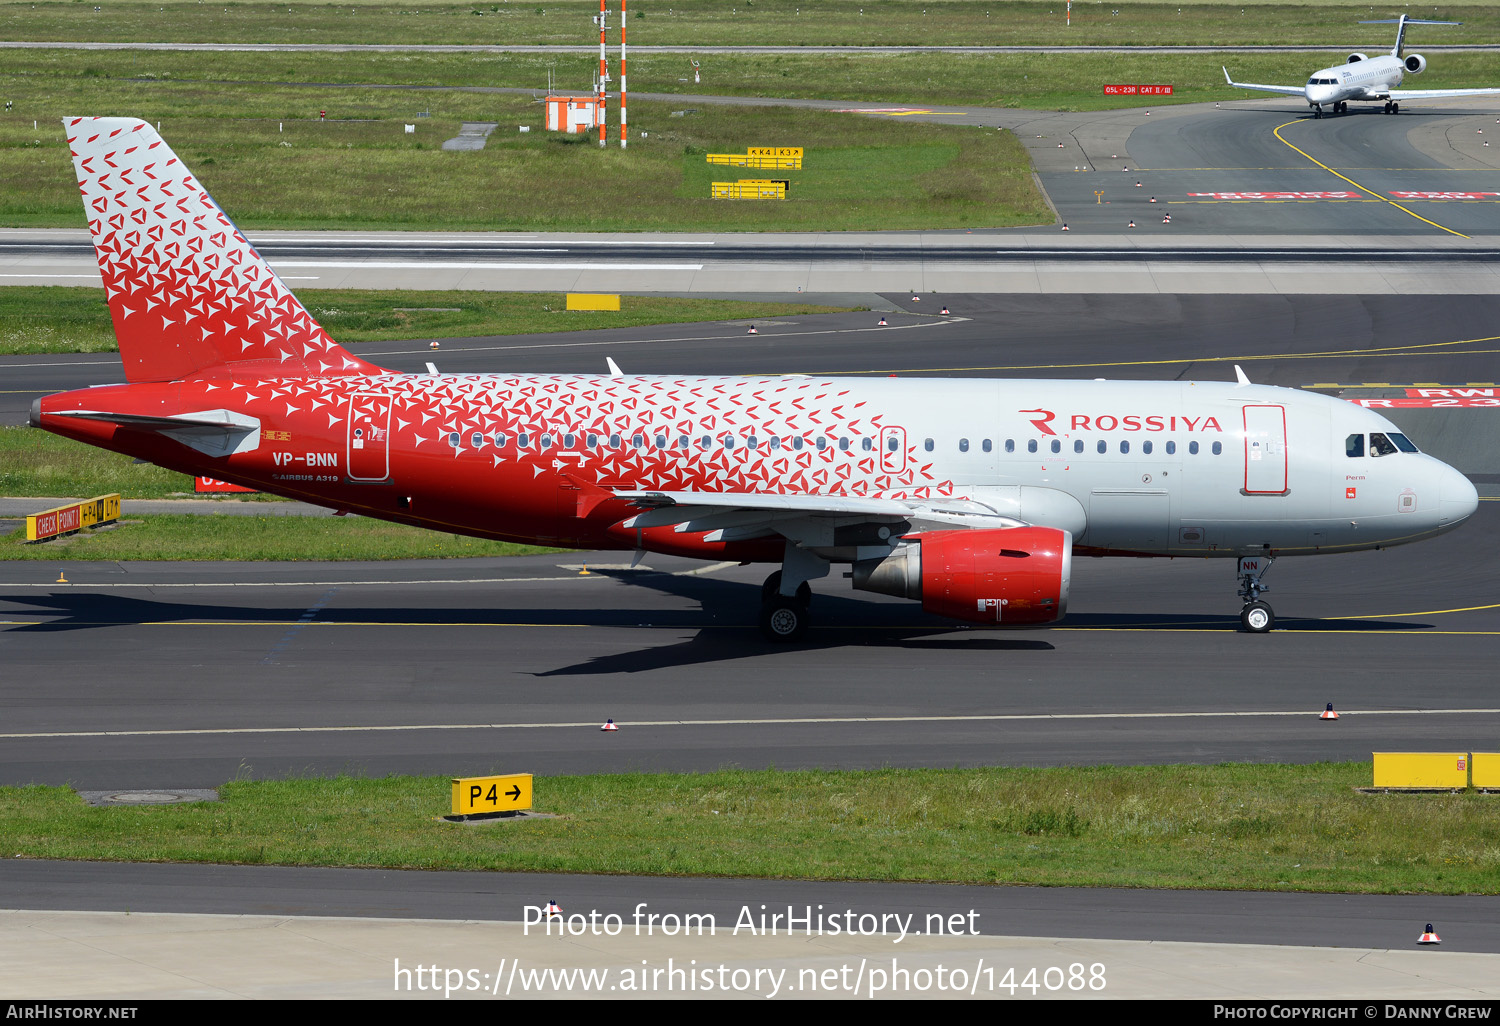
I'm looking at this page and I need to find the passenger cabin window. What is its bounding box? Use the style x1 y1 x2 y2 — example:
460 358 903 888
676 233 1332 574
982 439 992 453
609 433 621 448
1120 440 1130 454
564 433 576 448
923 438 934 452
1212 441 1222 455
448 432 460 447
793 437 805 451
1074 440 1084 454
1165 440 1175 455
540 433 552 449
959 438 969 453
494 432 509 448
770 436 782 450
838 438 850 451
1345 433 1364 457
1189 441 1199 455
887 436 899 452
747 435 759 450
816 437 827 451
1369 432 1397 457
632 434 644 449
585 433 597 448
861 437 873 452
1027 439 1038 454
518 432 530 448
1051 439 1061 454
471 432 483 448
1142 440 1153 455
1096 440 1107 454
1005 439 1015 453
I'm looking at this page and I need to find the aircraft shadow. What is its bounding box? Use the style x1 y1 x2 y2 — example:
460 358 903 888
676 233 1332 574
0 577 1428 678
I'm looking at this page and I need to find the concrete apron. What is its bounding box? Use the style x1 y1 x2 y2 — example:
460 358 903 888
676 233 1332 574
3 909 1497 999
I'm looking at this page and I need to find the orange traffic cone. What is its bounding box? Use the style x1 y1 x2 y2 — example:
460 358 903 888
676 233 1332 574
1057 141 1064 148
1163 214 1171 224
547 900 563 918
747 325 757 334
1320 703 1339 720
1418 924 1441 945
877 317 888 326
911 295 920 301
429 340 440 349
940 306 949 315
601 718 619 732
1060 224 1069 231
1149 196 1157 203
1128 220 1136 228
1135 181 1142 188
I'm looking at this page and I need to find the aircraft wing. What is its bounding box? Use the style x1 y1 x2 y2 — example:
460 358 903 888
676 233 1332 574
1386 86 1500 100
615 489 1025 542
1223 67 1307 97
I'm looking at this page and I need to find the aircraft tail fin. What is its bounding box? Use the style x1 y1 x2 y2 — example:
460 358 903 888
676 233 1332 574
1358 15 1460 58
64 117 383 384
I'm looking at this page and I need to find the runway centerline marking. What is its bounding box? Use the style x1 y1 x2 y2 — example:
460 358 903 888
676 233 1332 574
8 706 1500 741
1272 119 1470 238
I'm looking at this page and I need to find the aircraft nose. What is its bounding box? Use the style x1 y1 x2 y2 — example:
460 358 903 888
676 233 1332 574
1438 464 1479 526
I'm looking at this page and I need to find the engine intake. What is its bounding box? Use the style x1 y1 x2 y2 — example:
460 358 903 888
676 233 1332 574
1347 52 1368 63
1404 53 1426 74
852 526 1072 625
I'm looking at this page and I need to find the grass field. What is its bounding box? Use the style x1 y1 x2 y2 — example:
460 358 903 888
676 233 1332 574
2 2 1498 48
0 426 202 499
0 82 1046 230
4 762 1498 893
5 43 1498 230
0 513 560 559
0 287 853 355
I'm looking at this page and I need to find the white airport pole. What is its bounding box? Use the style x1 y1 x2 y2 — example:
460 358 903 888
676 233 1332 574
620 0 627 148
597 0 609 148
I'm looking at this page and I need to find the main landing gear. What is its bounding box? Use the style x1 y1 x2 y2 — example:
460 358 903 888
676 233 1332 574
1383 100 1401 114
1237 555 1276 634
758 542 829 642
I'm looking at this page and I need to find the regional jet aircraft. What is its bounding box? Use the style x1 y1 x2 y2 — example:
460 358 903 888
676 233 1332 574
1224 15 1500 118
32 119 1479 638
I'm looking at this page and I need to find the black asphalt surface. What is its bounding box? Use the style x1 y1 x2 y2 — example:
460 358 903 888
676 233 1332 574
6 293 1500 426
6 860 1500 953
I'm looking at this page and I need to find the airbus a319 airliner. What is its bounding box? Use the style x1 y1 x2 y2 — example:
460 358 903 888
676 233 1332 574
31 119 1479 639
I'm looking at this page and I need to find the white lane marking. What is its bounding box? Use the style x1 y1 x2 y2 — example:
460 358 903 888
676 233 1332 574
272 261 706 271
7 707 1500 740
249 238 711 246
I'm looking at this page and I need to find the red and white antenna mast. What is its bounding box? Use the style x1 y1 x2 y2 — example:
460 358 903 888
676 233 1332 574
596 0 609 148
619 0 628 148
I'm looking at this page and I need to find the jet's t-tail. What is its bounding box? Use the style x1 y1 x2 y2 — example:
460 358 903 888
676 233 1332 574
65 117 381 383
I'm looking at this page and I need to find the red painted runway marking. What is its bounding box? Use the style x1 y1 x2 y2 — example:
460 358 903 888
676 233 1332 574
1187 191 1366 200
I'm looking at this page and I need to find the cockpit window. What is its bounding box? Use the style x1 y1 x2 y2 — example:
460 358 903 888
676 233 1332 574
1388 432 1419 453
1369 432 1398 457
1345 433 1364 458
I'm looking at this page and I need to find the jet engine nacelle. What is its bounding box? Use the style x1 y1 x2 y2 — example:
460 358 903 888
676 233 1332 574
1347 52 1368 63
1404 53 1427 74
851 526 1072 625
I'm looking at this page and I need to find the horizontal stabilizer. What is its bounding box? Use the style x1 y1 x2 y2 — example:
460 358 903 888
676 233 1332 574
51 408 261 457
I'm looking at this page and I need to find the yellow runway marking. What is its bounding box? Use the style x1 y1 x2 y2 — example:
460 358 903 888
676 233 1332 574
822 332 1500 376
1273 119 1470 237
1332 602 1500 619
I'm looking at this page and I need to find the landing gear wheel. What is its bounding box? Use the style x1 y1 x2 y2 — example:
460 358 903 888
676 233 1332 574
1392 101 1400 114
760 598 809 641
1313 106 1323 119
761 571 811 606
1240 601 1275 634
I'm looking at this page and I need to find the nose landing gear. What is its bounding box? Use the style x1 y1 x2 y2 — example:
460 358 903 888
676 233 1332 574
1313 103 1323 119
1237 555 1276 633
